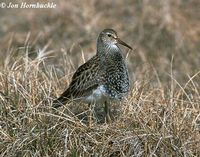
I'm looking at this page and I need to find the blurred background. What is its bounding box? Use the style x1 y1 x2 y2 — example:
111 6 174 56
0 0 200 88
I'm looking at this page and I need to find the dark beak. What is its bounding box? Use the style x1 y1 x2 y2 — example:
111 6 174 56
117 38 132 50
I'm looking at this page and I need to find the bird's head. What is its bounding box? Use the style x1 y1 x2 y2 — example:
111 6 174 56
99 28 132 50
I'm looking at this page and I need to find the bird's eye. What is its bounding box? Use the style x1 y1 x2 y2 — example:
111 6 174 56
107 34 111 37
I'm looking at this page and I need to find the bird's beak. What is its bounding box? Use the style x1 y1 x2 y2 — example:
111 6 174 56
117 38 132 50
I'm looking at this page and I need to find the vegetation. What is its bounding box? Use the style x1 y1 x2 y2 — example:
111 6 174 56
0 0 199 156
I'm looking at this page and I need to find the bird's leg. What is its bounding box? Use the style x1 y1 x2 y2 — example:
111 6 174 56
104 101 112 123
88 103 94 127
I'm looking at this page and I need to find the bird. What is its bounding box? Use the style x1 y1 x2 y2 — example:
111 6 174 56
53 28 132 123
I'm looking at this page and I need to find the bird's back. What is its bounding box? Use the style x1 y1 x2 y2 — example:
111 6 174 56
53 56 101 107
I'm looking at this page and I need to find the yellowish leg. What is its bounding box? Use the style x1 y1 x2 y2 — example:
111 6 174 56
88 103 94 127
104 101 112 123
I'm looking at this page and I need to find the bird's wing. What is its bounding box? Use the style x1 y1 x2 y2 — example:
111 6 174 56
53 56 100 107
67 55 100 98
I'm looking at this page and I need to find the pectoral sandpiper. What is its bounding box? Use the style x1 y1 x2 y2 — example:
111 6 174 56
53 28 132 122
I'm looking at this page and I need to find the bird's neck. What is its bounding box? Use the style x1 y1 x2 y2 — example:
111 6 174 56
97 38 123 64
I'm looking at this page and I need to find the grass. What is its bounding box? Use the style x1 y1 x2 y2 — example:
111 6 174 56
0 0 200 156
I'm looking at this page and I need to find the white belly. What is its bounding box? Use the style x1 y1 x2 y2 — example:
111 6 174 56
84 85 107 104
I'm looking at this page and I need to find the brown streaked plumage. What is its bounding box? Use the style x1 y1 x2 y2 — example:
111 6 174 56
53 28 132 122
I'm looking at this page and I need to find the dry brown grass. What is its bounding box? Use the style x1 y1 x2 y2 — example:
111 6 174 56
0 0 200 156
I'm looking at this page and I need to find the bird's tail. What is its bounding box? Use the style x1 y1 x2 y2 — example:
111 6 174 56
52 98 65 108
52 90 71 108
